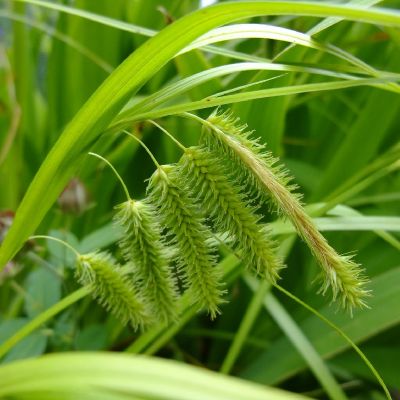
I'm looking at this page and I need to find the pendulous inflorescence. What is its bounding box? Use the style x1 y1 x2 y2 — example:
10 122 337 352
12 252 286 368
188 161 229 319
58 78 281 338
200 110 369 311
178 145 283 283
76 107 370 328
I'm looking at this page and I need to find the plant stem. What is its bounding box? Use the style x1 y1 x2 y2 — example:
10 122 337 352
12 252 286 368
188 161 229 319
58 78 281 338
30 235 80 258
88 152 131 201
147 120 187 151
273 283 392 400
123 130 161 168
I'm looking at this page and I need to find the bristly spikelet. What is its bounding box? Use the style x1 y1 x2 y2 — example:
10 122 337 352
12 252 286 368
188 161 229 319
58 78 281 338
203 109 300 208
76 251 149 330
147 165 225 319
203 109 370 312
178 146 283 283
114 200 178 325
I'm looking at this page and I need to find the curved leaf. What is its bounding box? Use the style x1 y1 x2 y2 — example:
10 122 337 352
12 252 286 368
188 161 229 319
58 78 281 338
0 352 312 400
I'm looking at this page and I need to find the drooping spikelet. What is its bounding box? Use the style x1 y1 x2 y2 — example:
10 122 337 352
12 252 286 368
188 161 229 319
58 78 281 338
179 146 283 283
203 110 369 312
76 251 149 330
147 164 225 319
114 200 178 325
202 109 300 208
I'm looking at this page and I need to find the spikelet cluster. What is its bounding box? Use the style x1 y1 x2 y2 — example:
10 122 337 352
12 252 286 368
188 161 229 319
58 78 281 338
178 146 283 283
147 165 225 319
76 251 149 329
114 199 178 324
203 110 369 311
78 108 369 325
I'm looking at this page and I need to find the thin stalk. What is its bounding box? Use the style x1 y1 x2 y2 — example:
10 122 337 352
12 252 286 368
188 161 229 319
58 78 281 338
30 235 80 258
181 112 208 127
147 120 187 151
88 152 131 201
0 287 90 359
123 130 161 168
210 74 287 98
273 283 392 400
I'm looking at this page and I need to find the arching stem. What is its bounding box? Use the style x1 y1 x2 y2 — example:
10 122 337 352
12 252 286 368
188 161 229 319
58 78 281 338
273 283 392 400
123 130 161 169
147 120 187 151
30 235 80 258
89 152 131 201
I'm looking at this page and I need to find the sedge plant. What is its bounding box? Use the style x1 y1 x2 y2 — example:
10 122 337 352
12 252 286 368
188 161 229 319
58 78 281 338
81 111 369 325
1 1 400 400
